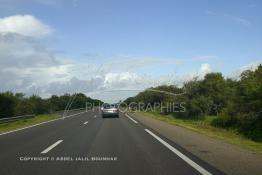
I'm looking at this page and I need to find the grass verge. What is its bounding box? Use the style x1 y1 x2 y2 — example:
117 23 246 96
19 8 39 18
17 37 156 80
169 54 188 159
0 113 61 134
137 111 262 153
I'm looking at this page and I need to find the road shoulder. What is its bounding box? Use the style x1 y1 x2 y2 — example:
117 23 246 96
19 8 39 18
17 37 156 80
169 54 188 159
129 112 262 175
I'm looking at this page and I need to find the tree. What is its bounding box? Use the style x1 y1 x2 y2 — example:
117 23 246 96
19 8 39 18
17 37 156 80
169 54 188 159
0 92 103 118
200 73 229 115
0 92 15 118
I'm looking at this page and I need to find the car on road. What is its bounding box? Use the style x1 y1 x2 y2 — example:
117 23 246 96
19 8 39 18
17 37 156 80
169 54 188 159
101 103 119 118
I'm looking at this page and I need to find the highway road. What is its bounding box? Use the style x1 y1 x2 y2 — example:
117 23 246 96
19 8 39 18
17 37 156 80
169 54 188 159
0 109 224 175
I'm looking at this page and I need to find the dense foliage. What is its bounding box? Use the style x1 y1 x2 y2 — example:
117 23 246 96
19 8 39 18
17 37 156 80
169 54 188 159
125 65 262 141
0 93 102 118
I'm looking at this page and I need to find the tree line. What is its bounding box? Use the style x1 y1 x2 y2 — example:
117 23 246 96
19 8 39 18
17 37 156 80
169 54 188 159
125 65 262 141
0 93 103 118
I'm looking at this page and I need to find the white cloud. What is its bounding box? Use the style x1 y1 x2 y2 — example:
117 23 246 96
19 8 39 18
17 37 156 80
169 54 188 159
0 30 222 102
238 61 262 72
173 63 213 86
229 61 262 79
0 32 157 101
0 15 52 38
102 56 183 72
104 72 141 89
0 15 234 102
0 33 70 93
1 32 258 102
200 63 212 75
0 33 172 102
0 33 216 102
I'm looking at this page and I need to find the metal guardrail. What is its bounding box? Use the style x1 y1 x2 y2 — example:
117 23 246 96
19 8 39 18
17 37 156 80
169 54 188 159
55 107 86 116
0 114 35 123
0 108 87 124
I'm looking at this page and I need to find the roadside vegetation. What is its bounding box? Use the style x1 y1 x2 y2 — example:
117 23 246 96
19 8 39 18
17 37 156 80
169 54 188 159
0 113 60 133
0 93 103 134
137 111 262 152
125 65 262 143
0 93 102 118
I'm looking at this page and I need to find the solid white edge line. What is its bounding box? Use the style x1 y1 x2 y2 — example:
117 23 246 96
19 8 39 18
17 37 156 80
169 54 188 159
0 111 87 136
41 140 63 154
83 121 89 125
144 129 212 175
125 114 138 124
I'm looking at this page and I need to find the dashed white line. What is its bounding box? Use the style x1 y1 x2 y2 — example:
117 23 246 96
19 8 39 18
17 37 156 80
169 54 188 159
125 114 138 124
94 115 97 118
41 140 63 154
83 121 89 125
63 111 86 119
0 111 86 136
144 129 212 175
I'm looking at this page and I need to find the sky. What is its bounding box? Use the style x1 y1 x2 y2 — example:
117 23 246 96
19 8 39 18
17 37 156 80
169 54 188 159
0 0 261 102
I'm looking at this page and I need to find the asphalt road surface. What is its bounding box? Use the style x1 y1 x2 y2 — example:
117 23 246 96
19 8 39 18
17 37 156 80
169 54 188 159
0 109 224 175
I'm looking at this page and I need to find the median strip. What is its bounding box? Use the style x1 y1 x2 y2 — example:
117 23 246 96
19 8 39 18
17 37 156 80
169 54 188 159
41 140 63 154
144 129 212 175
125 114 138 124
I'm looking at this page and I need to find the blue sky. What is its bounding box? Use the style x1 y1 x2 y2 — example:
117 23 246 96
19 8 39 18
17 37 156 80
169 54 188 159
0 0 261 102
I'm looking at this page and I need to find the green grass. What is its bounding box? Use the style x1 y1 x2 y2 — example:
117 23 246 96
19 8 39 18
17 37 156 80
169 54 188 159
0 113 61 134
137 111 262 153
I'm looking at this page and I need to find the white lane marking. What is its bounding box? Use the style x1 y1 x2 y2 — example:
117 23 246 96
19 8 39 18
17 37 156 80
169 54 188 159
94 115 97 118
125 114 138 124
144 129 212 175
83 121 89 125
0 111 87 136
41 140 63 154
0 118 61 136
63 111 86 119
